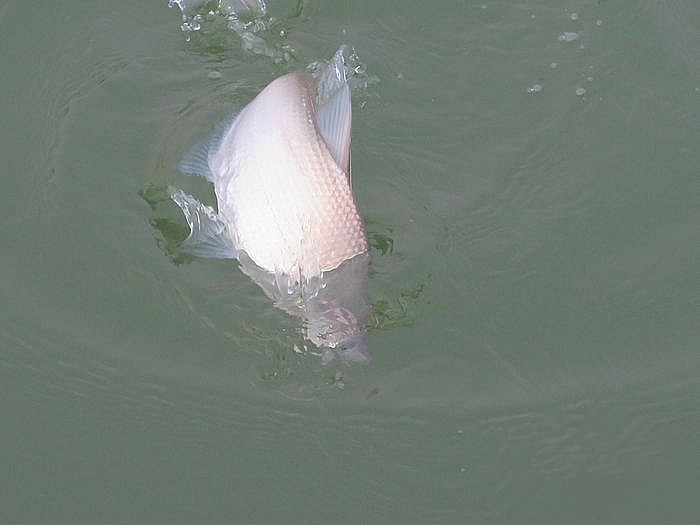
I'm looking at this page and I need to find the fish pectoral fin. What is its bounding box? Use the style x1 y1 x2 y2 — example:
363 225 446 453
315 46 353 175
178 137 216 182
170 189 237 259
178 114 237 182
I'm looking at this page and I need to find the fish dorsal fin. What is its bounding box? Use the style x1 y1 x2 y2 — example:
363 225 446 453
178 114 237 182
315 46 352 176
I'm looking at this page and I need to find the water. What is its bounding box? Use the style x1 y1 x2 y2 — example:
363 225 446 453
2 0 700 522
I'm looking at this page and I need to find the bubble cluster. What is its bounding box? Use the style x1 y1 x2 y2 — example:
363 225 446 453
558 32 579 42
168 0 294 61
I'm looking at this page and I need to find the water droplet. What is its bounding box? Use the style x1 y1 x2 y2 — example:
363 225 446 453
575 87 586 96
570 13 579 21
527 83 543 94
207 70 222 79
550 61 559 68
558 32 579 42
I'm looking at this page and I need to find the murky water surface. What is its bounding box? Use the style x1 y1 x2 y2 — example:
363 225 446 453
2 0 700 522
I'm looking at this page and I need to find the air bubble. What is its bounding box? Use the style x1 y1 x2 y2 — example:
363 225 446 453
570 13 578 21
550 62 559 68
527 84 543 94
575 87 586 96
558 32 579 42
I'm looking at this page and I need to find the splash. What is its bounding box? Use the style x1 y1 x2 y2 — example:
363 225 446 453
168 0 292 62
307 45 380 100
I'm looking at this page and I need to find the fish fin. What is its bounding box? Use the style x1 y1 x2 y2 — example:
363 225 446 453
315 46 353 175
170 189 237 259
178 114 237 182
178 137 216 181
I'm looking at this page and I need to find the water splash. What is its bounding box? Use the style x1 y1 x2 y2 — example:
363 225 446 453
168 0 292 62
307 46 379 96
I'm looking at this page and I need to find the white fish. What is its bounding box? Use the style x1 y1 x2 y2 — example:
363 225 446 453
171 46 371 362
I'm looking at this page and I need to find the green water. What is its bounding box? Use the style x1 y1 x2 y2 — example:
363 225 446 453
2 0 700 522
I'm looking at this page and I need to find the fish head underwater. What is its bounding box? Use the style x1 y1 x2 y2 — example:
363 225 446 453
238 251 372 365
171 46 372 364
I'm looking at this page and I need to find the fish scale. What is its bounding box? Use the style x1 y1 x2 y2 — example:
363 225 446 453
212 73 367 277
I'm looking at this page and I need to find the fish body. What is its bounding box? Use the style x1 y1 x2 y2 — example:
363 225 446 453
172 46 371 362
212 72 367 278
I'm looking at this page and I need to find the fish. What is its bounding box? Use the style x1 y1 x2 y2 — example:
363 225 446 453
171 46 371 363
